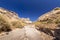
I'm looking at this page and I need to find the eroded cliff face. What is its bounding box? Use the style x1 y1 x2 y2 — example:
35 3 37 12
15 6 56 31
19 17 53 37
34 7 60 40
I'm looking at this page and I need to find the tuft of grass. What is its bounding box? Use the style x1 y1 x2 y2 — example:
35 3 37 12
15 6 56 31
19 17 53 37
12 21 26 28
0 14 11 32
54 7 60 10
55 19 60 24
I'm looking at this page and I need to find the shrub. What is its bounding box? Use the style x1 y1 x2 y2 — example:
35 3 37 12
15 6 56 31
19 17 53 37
12 21 25 28
55 19 60 24
47 19 52 23
40 18 52 24
0 14 11 32
54 7 60 10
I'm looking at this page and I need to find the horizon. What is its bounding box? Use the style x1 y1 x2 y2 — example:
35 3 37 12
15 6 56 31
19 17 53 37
0 0 60 21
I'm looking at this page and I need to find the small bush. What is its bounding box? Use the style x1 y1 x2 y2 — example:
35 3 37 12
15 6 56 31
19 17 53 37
0 14 11 32
12 21 25 28
40 18 52 24
55 19 60 24
47 19 52 23
54 7 60 10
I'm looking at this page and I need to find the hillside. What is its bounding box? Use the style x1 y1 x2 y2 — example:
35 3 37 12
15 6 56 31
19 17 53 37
0 7 32 33
34 7 60 40
0 7 60 40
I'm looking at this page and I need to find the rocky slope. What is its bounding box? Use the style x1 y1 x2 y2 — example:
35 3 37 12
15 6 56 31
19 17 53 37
0 7 32 33
34 7 60 40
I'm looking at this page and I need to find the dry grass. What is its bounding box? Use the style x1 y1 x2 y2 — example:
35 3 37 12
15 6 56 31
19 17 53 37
0 14 12 32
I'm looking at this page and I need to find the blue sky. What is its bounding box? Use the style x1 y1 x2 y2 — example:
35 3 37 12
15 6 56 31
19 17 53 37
0 0 60 21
